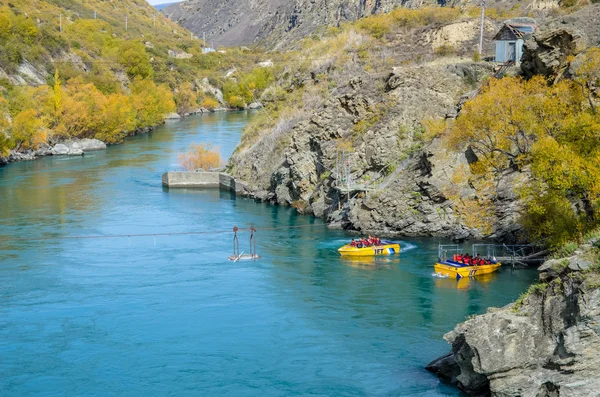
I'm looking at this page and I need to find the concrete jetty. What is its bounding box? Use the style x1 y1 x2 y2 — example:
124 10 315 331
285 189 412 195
162 171 248 195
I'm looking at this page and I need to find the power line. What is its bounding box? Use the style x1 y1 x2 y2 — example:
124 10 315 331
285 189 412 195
2 54 380 88
0 223 326 243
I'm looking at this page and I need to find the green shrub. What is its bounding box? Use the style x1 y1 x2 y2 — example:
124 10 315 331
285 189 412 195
513 283 548 312
355 15 392 39
434 44 456 57
551 242 579 259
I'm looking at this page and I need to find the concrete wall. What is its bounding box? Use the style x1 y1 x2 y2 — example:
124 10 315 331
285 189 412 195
162 171 248 195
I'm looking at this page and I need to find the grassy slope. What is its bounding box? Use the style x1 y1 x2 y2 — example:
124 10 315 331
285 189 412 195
0 0 270 92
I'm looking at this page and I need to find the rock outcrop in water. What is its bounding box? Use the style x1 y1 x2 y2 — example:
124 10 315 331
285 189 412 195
426 242 600 396
0 138 107 165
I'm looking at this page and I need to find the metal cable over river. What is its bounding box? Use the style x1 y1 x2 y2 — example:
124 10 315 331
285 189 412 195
0 111 538 396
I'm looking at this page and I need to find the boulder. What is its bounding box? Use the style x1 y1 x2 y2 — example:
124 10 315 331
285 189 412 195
78 138 106 151
521 27 587 78
34 143 52 157
165 112 181 120
51 144 69 155
64 140 84 156
248 102 263 109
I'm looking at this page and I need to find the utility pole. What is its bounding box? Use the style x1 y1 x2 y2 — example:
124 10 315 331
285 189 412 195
203 32 206 48
478 0 486 56
94 10 96 19
59 14 62 33
153 13 156 28
125 16 128 31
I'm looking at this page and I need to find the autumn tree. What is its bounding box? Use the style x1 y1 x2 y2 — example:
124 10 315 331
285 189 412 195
571 47 600 115
131 78 176 129
93 93 136 144
57 78 135 143
174 83 197 116
12 109 46 150
200 97 219 110
0 97 13 156
52 69 63 126
178 143 221 171
446 51 600 246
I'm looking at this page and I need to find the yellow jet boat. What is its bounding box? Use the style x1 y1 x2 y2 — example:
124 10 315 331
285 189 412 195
338 240 400 256
434 260 501 279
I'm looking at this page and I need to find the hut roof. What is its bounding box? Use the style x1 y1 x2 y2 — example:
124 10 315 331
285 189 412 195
493 23 537 41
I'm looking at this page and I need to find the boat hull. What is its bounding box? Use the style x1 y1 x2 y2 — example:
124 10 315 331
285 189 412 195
338 242 400 256
434 261 501 279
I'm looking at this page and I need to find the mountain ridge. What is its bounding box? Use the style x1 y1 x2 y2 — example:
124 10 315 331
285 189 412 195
162 0 446 49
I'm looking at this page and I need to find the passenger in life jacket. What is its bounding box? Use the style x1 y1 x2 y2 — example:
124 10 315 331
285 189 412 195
456 254 463 263
351 239 357 247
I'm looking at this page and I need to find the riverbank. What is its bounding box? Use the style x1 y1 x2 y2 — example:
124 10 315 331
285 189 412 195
1 105 262 167
0 132 151 167
0 110 539 396
426 240 600 396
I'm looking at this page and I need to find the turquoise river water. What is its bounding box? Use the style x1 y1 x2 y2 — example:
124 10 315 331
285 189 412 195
0 112 538 396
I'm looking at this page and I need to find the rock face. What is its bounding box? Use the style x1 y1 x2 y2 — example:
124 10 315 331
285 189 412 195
229 57 531 240
521 4 600 78
163 0 446 49
426 243 600 396
521 27 587 78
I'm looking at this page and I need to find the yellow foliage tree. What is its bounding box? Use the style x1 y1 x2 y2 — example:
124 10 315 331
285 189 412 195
228 95 245 109
57 80 104 139
174 83 197 116
201 97 219 110
131 78 175 129
446 52 600 246
12 109 46 150
93 93 136 144
178 143 221 171
52 69 63 126
57 78 135 143
0 97 13 156
571 47 600 115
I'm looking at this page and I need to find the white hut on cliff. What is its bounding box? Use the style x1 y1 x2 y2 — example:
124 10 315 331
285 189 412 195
493 18 537 64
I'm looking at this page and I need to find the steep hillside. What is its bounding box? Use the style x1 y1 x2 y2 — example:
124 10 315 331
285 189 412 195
0 0 276 163
227 4 600 244
0 0 270 89
163 0 557 49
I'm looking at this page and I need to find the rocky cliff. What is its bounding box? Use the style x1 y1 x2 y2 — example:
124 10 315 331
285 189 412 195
227 9 532 240
426 241 600 396
226 5 598 241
